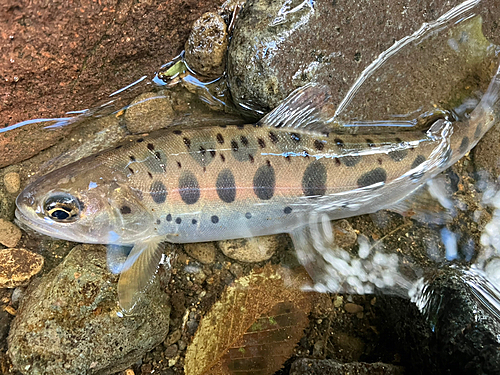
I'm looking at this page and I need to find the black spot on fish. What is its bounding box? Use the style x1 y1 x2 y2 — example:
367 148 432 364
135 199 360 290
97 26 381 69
302 161 327 197
474 122 484 140
166 214 172 222
342 154 361 167
178 171 200 205
211 215 219 223
183 138 191 149
291 133 301 142
177 161 182 169
219 124 227 129
148 171 153 179
210 150 216 158
154 151 161 161
137 138 144 143
216 169 236 203
216 133 224 144
173 130 182 135
249 154 255 163
411 155 426 169
335 158 341 166
150 180 167 204
189 137 216 168
156 219 161 225
231 140 239 152
357 168 387 188
459 136 470 154
285 155 291 163
176 217 182 224
366 139 375 148
335 138 345 148
284 206 292 214
313 140 324 151
192 219 197 225
128 167 134 174
377 158 383 165
199 146 206 155
245 212 252 219
220 154 226 162
269 131 279 144
240 135 249 147
129 155 136 162
115 145 123 150
147 143 155 151
120 205 131 214
253 163 275 200
258 138 266 148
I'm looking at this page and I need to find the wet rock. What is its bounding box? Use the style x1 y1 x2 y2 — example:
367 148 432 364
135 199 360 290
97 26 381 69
184 12 228 78
8 244 170 375
3 172 20 194
124 91 175 134
0 0 225 168
183 242 216 264
0 219 22 248
218 235 279 262
376 268 500 375
227 0 496 115
290 358 404 375
344 303 364 314
333 219 358 249
0 249 44 288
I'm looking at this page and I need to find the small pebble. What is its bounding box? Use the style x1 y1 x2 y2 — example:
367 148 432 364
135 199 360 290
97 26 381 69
0 248 44 288
122 369 135 375
165 329 182 347
164 344 178 358
177 340 187 351
141 364 153 374
184 12 228 77
0 219 22 248
332 219 357 249
124 91 175 134
333 295 344 308
4 172 20 194
184 242 216 264
344 303 364 314
218 235 277 263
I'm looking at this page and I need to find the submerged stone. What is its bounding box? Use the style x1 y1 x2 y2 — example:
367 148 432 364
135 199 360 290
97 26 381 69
8 244 170 375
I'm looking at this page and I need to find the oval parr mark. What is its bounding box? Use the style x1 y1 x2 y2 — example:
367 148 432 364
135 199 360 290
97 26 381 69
302 161 327 197
459 136 470 155
342 154 361 167
211 215 219 224
216 169 236 203
150 180 168 204
388 149 408 162
189 136 216 168
253 163 276 200
411 155 426 169
357 168 387 188
178 171 200 205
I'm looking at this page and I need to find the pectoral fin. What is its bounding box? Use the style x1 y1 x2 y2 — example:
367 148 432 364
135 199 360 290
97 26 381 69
117 237 165 312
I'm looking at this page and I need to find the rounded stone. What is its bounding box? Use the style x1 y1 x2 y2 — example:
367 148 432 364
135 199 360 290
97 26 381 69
124 91 175 134
0 248 44 288
3 172 20 194
183 242 217 265
332 219 358 249
218 235 277 263
0 219 22 248
184 12 228 78
8 244 170 375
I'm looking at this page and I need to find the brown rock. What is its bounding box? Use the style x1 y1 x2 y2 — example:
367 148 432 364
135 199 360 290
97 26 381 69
0 0 225 168
124 91 175 134
0 219 21 248
344 303 364 314
218 235 277 262
332 219 358 249
3 172 20 194
184 12 228 77
0 248 44 288
184 242 216 264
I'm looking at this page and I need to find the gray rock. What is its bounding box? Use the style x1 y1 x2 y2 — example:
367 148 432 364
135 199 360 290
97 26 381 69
8 244 170 375
218 234 281 262
290 358 404 375
227 0 500 117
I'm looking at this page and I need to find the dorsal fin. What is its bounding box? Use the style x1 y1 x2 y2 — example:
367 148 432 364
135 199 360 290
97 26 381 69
257 82 335 135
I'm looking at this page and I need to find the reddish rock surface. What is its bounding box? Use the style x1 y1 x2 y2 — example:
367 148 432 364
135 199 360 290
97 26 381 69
0 0 223 168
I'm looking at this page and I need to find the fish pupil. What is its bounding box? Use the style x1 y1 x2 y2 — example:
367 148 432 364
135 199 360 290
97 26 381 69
51 209 70 221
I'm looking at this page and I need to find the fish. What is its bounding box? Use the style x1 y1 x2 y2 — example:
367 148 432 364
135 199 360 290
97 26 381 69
15 65 500 311
14 0 500 311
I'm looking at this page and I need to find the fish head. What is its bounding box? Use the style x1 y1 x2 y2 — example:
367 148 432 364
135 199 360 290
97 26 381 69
15 158 154 245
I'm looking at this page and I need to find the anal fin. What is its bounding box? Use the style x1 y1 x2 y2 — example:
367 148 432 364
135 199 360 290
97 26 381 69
117 237 165 313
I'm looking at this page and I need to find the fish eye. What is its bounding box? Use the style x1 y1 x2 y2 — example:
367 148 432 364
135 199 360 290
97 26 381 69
43 194 81 223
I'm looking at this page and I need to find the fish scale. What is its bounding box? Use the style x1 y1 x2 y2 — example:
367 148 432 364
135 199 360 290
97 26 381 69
14 75 500 311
